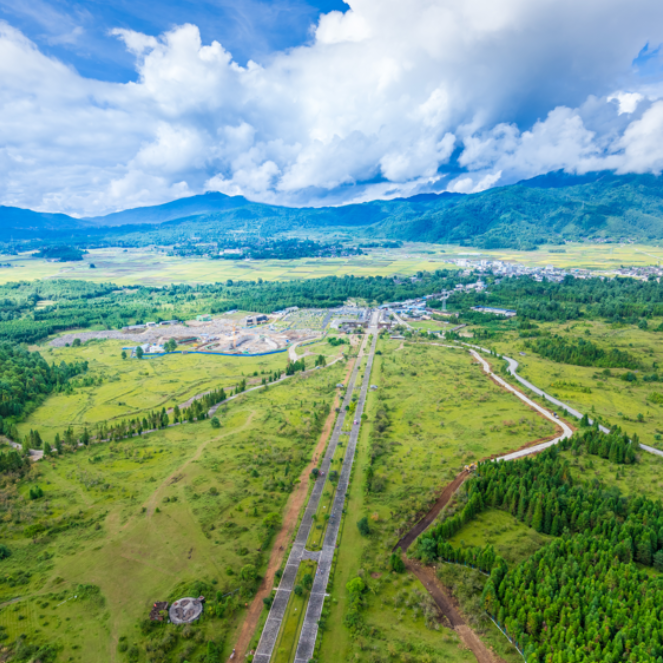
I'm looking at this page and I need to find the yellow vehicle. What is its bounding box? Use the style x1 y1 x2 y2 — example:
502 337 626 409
464 463 478 472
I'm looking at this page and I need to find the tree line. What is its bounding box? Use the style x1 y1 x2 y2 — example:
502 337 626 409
524 335 638 368
414 442 663 663
0 342 88 437
0 271 475 343
456 273 663 324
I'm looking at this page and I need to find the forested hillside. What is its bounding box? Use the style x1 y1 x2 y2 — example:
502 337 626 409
4 170 663 248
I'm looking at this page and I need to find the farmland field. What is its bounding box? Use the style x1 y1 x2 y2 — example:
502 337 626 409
3 241 663 287
0 247 454 286
0 358 345 662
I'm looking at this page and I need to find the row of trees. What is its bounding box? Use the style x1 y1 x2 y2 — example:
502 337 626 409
285 358 306 375
525 335 638 368
559 427 637 464
23 387 231 456
6 268 663 345
415 443 663 663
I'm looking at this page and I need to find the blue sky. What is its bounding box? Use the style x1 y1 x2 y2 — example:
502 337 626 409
0 0 348 80
1 0 663 216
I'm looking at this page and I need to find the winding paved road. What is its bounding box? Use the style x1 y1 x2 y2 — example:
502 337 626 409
469 350 574 461
469 344 663 459
253 310 378 663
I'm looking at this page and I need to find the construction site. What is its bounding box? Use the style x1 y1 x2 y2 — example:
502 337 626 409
49 308 339 356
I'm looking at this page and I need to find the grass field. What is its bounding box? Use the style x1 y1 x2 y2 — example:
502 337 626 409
272 559 316 663
488 319 663 450
316 338 555 662
447 509 551 567
16 340 293 442
0 360 345 662
562 447 663 501
408 320 450 332
3 241 663 287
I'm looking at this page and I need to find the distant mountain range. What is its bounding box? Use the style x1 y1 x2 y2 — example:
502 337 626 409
3 170 663 248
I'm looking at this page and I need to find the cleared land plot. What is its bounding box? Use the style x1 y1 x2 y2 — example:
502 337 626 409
408 320 449 332
447 508 552 567
0 361 345 662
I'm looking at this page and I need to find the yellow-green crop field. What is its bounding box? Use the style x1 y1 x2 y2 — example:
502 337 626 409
3 240 662 287
0 359 345 662
0 247 454 286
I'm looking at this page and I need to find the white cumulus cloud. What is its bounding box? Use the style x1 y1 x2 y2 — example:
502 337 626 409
1 0 663 216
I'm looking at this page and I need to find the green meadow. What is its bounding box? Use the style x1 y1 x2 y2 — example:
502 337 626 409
489 319 663 449
561 447 663 501
316 338 554 663
447 509 551 567
16 338 344 444
16 340 290 442
0 360 345 662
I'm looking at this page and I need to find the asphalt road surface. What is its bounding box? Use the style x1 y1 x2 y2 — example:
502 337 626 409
253 310 378 663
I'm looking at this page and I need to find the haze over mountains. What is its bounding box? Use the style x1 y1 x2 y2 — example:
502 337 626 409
4 170 663 250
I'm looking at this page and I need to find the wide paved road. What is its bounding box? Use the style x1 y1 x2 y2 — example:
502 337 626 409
253 310 378 663
293 310 379 663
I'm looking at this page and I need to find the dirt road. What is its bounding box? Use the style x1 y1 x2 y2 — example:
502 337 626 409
395 472 469 553
404 558 503 663
394 344 578 663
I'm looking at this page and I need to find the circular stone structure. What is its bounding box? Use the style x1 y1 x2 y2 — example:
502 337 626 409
169 597 204 624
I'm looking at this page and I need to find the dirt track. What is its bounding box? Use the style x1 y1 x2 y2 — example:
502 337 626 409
395 471 503 663
404 558 502 663
395 472 469 553
394 346 576 663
